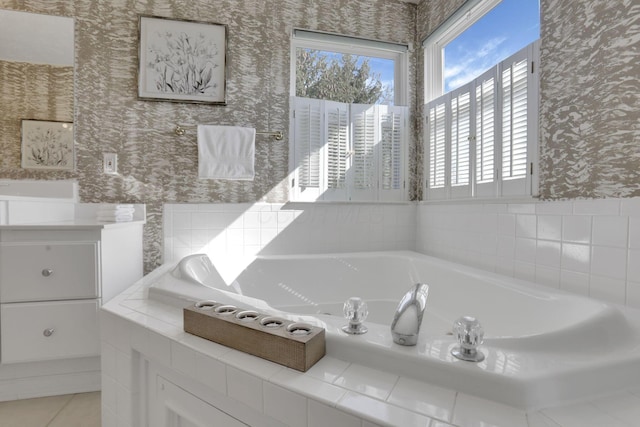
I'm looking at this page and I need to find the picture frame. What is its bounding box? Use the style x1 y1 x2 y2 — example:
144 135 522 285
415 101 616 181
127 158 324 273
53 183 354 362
21 119 74 171
137 15 228 105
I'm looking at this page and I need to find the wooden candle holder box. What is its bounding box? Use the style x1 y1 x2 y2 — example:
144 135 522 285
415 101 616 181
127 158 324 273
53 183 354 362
183 301 326 372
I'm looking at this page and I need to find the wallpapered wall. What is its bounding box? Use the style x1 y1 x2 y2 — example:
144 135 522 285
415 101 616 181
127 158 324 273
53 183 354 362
0 60 73 171
1 0 638 271
417 0 640 200
0 0 417 272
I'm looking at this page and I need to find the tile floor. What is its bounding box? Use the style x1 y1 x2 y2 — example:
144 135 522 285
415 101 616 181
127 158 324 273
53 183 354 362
0 392 100 427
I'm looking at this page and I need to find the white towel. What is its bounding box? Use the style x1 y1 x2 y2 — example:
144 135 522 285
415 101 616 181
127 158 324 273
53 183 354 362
197 125 256 180
97 213 134 222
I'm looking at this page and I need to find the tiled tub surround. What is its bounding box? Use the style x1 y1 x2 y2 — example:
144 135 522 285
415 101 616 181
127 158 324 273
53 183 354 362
149 251 640 410
102 262 640 427
163 203 417 263
416 197 640 310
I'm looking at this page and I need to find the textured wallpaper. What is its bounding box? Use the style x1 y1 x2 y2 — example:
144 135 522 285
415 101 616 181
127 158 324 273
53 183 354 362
0 60 73 172
538 0 640 199
0 0 417 272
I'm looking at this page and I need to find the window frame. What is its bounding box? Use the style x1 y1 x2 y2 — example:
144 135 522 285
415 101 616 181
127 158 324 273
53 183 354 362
290 29 410 106
423 0 502 103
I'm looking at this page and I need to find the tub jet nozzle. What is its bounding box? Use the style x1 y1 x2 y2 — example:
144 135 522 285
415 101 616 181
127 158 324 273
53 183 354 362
342 297 368 335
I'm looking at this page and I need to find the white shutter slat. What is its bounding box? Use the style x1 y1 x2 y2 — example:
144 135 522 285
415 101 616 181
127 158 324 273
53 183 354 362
379 105 408 201
293 97 323 193
350 104 378 201
502 56 529 181
476 75 496 185
324 100 350 200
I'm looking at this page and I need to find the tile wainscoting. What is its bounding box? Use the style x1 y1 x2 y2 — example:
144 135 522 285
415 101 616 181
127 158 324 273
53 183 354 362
163 202 417 263
416 197 640 309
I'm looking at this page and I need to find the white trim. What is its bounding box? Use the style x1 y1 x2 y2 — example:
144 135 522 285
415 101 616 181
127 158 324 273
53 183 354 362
291 29 410 106
423 0 502 102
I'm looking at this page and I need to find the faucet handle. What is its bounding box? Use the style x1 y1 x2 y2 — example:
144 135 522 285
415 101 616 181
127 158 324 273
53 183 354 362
342 297 368 335
451 316 485 362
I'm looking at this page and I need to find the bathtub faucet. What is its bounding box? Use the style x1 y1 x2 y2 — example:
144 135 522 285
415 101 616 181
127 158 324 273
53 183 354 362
391 283 429 346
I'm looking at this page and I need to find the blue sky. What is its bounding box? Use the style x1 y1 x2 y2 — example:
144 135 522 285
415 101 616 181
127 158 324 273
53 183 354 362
444 0 540 92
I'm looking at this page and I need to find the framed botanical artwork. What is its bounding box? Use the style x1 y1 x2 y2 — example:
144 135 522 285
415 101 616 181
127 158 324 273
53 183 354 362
138 15 228 104
21 120 74 171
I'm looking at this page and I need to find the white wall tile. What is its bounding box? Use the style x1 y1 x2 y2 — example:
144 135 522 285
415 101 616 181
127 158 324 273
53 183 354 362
226 367 263 413
387 377 455 422
263 382 307 427
453 393 528 427
629 216 640 248
194 352 227 396
590 275 626 305
516 214 537 238
536 265 561 288
562 243 591 273
308 400 361 427
333 364 398 401
592 216 629 247
542 402 629 427
627 281 640 309
562 215 592 244
170 342 196 378
589 392 640 426
573 199 620 215
498 214 516 236
337 392 432 427
537 215 562 241
560 270 589 296
515 238 536 262
591 246 627 280
536 240 561 268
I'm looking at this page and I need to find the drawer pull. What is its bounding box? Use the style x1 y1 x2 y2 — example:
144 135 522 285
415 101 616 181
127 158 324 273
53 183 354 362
41 269 53 277
43 328 55 337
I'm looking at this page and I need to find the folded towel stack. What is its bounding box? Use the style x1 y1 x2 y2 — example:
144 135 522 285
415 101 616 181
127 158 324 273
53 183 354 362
96 204 135 222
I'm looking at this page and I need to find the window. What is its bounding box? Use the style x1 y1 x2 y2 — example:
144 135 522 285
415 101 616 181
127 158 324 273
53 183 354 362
424 0 540 102
423 0 540 200
290 30 410 202
424 42 539 200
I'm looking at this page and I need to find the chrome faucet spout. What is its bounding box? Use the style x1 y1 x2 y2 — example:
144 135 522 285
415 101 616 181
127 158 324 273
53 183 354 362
391 283 429 346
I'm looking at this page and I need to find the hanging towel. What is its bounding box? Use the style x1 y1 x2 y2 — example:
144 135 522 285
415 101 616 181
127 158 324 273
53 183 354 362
197 125 256 180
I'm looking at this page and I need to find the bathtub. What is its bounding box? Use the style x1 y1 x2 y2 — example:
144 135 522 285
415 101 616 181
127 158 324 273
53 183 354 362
148 251 640 410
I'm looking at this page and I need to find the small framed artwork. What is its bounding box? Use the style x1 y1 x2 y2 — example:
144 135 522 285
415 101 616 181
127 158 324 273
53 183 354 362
138 15 227 105
21 120 74 171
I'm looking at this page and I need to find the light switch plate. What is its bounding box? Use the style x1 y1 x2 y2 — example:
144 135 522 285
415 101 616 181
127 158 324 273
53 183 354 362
103 153 117 174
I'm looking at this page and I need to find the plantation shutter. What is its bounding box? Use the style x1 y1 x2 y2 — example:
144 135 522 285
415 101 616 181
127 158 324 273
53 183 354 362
292 97 324 201
350 104 378 201
323 100 350 201
449 83 472 198
422 40 538 201
425 100 447 199
379 105 407 201
474 67 497 198
500 43 538 196
290 97 408 202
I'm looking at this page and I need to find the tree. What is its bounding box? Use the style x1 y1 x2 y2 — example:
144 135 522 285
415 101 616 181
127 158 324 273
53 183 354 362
296 49 390 104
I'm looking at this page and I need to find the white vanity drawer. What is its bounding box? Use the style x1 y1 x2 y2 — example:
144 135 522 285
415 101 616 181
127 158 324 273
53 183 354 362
0 241 99 302
0 299 100 364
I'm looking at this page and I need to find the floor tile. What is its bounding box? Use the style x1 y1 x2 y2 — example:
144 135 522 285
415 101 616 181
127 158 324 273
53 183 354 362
0 394 73 427
48 392 101 427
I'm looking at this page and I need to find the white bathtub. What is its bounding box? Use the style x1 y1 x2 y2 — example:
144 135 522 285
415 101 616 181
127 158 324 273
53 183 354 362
149 251 640 410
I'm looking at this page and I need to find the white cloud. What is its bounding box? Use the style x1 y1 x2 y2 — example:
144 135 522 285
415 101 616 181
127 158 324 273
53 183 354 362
445 36 508 91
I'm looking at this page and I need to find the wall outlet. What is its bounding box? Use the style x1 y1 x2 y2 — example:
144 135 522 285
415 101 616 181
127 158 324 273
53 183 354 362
103 153 117 174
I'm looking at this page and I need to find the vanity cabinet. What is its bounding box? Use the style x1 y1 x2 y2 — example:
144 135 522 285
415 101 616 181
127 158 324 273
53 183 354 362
0 224 143 366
